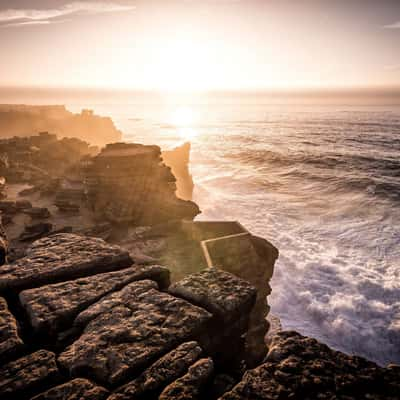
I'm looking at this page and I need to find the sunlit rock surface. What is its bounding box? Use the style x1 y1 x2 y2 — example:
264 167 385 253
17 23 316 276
85 142 200 224
19 265 169 336
162 142 194 200
0 233 133 292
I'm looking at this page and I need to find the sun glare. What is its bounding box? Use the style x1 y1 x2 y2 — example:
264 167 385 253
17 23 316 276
169 106 199 141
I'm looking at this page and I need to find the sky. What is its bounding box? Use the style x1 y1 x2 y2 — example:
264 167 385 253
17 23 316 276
0 0 400 91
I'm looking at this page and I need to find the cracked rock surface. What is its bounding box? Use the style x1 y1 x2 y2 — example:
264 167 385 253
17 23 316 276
58 280 212 386
0 234 133 292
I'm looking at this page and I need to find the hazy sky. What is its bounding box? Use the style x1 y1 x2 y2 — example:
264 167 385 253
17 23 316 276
0 0 400 91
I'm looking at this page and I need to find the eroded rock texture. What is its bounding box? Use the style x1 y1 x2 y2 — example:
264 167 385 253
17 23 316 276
159 358 214 400
109 341 203 400
58 280 212 386
0 349 59 400
0 296 23 360
169 268 257 325
84 143 200 224
19 265 169 336
31 378 109 400
221 331 400 400
0 233 133 292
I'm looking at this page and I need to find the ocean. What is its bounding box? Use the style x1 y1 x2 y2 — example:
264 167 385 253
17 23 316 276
2 89 400 366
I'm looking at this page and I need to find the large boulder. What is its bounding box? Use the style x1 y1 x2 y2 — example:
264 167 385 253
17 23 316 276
0 234 133 292
221 331 400 400
19 264 169 337
58 280 212 386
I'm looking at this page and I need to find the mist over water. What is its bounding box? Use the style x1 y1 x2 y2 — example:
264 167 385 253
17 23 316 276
1 89 399 365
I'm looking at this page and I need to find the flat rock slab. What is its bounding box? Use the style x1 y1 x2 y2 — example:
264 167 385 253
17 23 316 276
221 331 400 400
19 264 169 335
110 341 202 400
0 349 59 400
0 233 133 292
0 296 23 359
169 268 257 325
159 358 214 400
31 378 109 400
59 280 212 386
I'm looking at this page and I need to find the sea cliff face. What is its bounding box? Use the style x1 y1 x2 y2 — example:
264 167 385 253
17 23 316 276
0 105 122 147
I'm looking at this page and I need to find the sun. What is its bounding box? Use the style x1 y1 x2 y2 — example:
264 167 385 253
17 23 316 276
169 106 199 141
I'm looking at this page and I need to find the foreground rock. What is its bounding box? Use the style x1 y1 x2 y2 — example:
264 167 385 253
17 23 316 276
109 341 203 400
58 280 212 386
20 265 170 336
221 331 400 400
0 233 133 292
0 297 23 360
159 358 214 400
169 268 257 367
0 350 59 400
31 378 108 400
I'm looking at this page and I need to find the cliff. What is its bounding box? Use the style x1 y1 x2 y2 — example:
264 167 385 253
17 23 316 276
0 105 122 147
162 142 194 201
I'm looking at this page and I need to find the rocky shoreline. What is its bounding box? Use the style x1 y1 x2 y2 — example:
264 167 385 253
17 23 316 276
0 132 398 399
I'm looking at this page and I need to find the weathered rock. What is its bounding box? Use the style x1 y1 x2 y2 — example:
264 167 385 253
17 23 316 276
31 378 109 400
24 207 51 219
0 297 23 360
19 222 53 242
0 233 133 292
109 341 203 400
54 188 85 213
169 268 257 326
159 358 214 400
19 265 170 336
0 350 59 400
221 331 400 400
58 280 212 386
84 142 200 224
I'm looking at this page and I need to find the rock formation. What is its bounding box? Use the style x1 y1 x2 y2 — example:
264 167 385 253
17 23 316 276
84 143 200 224
0 105 121 147
162 142 194 200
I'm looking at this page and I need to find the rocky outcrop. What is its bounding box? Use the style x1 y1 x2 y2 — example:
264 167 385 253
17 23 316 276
221 331 400 400
84 142 200 224
0 297 23 360
159 358 214 400
0 132 97 183
162 142 194 200
0 217 8 265
0 350 60 400
31 378 109 400
0 234 133 292
0 105 121 147
109 341 203 400
58 280 212 386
